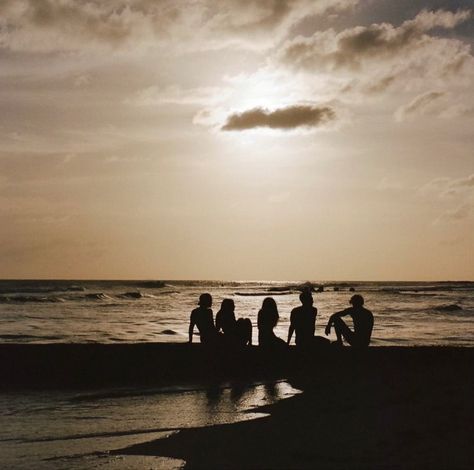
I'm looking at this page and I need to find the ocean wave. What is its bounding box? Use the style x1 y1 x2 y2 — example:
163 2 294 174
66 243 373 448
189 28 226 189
0 284 85 295
398 291 441 296
85 293 112 301
267 282 324 293
0 295 65 303
235 291 292 296
0 334 39 340
433 304 463 312
0 334 64 341
118 291 143 299
381 283 474 293
134 281 166 288
0 287 61 295
66 285 85 292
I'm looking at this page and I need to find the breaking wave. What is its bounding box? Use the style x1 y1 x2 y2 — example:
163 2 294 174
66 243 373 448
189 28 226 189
85 293 112 301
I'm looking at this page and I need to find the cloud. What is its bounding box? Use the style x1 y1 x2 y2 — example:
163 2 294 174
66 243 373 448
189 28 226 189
421 174 474 225
394 90 446 121
0 0 359 52
420 175 474 197
278 9 471 70
437 205 472 223
0 0 163 50
128 85 233 106
453 174 474 188
221 104 336 131
275 8 474 100
439 104 474 119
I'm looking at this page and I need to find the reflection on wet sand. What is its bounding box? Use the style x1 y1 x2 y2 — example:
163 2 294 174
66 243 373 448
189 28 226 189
1 380 300 469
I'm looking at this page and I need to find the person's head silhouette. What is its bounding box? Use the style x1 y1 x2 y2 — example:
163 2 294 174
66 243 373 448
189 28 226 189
299 289 313 307
350 294 364 308
199 293 212 308
262 297 277 313
260 297 279 328
220 298 235 313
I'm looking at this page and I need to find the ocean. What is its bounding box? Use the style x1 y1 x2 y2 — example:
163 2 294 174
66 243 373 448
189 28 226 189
1 279 473 469
0 279 473 346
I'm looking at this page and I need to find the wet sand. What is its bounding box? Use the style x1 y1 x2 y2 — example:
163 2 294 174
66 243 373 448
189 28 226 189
112 347 474 469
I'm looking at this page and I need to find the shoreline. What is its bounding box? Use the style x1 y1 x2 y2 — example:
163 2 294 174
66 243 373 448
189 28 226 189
2 344 473 468
111 346 474 469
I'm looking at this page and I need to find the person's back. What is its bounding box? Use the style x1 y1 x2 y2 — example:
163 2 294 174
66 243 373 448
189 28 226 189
189 293 217 344
287 290 317 347
290 306 317 346
258 297 286 350
325 295 374 348
349 305 373 347
216 299 237 336
216 298 252 347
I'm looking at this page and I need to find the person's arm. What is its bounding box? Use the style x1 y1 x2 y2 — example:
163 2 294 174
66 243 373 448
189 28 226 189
325 308 350 335
287 310 295 344
287 324 294 344
188 313 195 343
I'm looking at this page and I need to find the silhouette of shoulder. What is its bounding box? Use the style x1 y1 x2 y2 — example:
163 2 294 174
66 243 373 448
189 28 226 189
291 306 317 321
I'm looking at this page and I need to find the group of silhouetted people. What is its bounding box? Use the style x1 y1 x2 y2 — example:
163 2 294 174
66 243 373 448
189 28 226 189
189 290 374 350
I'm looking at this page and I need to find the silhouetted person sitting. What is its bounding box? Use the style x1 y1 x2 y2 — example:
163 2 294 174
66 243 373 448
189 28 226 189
189 293 217 344
258 297 286 350
216 298 252 347
325 294 374 348
287 289 317 347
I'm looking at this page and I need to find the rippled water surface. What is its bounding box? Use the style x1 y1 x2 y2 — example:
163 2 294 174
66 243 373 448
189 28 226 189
1 280 473 346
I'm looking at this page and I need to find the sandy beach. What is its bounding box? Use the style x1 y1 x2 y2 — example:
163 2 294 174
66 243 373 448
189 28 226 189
3 343 472 468
109 346 474 469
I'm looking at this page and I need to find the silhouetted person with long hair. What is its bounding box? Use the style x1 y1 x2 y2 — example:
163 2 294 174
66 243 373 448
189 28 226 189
325 294 374 348
258 297 286 350
216 299 237 336
287 289 317 347
216 298 252 347
189 293 217 344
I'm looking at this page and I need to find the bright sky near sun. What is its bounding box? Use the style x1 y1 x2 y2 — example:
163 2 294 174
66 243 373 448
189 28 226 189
1 0 473 280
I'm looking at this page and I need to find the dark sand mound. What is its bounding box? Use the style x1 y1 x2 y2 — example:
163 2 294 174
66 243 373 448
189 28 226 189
114 346 473 469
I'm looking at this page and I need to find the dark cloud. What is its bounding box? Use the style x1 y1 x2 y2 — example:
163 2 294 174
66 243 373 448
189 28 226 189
279 9 471 71
221 105 336 131
0 0 357 52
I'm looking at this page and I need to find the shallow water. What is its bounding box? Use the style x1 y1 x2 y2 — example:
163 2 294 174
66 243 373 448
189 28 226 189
0 380 300 469
0 280 473 346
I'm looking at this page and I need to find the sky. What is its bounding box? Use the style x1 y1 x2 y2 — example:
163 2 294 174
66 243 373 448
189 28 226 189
0 0 473 281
